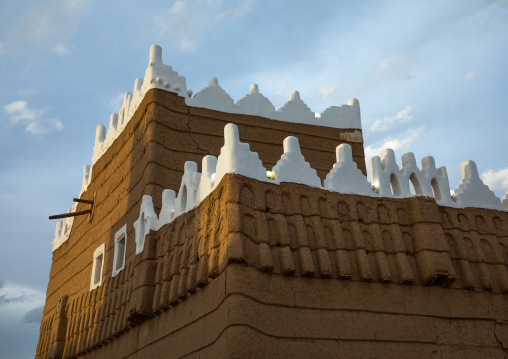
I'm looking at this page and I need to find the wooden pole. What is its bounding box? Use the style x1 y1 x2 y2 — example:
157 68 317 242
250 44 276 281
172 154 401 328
49 209 92 220
73 198 94 205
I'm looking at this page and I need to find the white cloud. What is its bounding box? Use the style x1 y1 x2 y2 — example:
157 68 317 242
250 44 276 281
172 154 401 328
466 70 476 81
0 0 92 57
480 166 508 191
274 82 293 96
152 0 253 51
364 127 425 161
3 100 63 136
15 88 35 97
108 93 125 112
369 104 415 132
52 44 69 56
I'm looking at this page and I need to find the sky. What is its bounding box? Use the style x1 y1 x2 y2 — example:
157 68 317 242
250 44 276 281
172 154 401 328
1 0 507 357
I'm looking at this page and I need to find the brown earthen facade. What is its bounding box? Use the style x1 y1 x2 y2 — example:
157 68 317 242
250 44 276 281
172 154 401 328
37 89 508 358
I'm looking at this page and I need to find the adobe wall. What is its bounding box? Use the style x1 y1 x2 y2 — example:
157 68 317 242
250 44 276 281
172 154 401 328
39 172 508 358
37 89 366 358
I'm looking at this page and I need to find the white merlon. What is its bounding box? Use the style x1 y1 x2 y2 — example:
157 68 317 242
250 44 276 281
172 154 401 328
158 189 176 230
118 92 133 129
320 98 362 129
272 136 322 187
104 113 118 147
214 123 268 188
187 77 236 113
92 125 106 164
324 144 374 196
134 195 159 254
174 161 200 217
197 155 218 203
453 160 503 211
420 156 454 207
370 149 407 197
80 165 91 197
276 90 315 124
51 203 78 251
400 152 433 197
141 44 188 98
235 84 276 118
128 78 144 118
503 191 508 210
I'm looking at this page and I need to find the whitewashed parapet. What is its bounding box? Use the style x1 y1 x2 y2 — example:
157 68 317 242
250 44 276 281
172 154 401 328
325 144 373 196
272 136 321 187
90 44 362 166
133 195 159 255
51 202 78 251
453 160 504 211
132 123 508 254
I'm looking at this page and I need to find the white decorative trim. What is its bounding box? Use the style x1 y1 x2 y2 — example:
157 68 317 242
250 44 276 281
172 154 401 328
133 196 159 254
90 243 105 291
112 225 127 277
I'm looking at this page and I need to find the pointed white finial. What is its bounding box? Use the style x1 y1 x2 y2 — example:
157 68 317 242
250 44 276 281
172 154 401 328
209 77 219 86
249 84 259 94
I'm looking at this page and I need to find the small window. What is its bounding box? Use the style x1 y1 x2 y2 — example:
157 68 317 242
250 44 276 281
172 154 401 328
90 243 105 291
112 224 127 277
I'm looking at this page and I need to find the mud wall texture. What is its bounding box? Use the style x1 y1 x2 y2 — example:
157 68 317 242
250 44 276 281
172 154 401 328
36 89 366 358
39 172 508 358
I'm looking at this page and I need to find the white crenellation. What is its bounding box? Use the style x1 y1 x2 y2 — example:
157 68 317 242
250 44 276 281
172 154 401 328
92 125 106 164
51 202 78 251
197 155 217 203
400 152 433 197
214 123 268 188
420 156 455 207
235 84 276 118
370 149 408 197
80 165 91 196
320 98 362 129
133 195 159 254
141 44 188 99
89 44 362 166
118 92 133 129
453 160 504 211
158 189 176 230
104 113 118 147
187 77 236 113
275 90 315 124
128 123 508 254
272 136 322 187
174 161 200 217
324 144 374 196
503 191 508 210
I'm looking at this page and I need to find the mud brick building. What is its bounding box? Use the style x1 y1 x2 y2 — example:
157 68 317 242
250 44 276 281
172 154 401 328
37 45 508 358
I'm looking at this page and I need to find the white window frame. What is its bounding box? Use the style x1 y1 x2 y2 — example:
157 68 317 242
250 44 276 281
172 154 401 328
112 224 127 277
90 243 105 291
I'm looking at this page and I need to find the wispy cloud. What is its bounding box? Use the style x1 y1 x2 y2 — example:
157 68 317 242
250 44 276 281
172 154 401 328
364 127 426 161
151 0 253 51
15 88 35 97
369 105 415 132
465 70 476 81
481 166 508 192
108 93 125 113
3 100 63 136
0 0 92 58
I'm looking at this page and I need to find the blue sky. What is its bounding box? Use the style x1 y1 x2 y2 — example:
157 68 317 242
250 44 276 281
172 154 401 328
1 1 507 357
